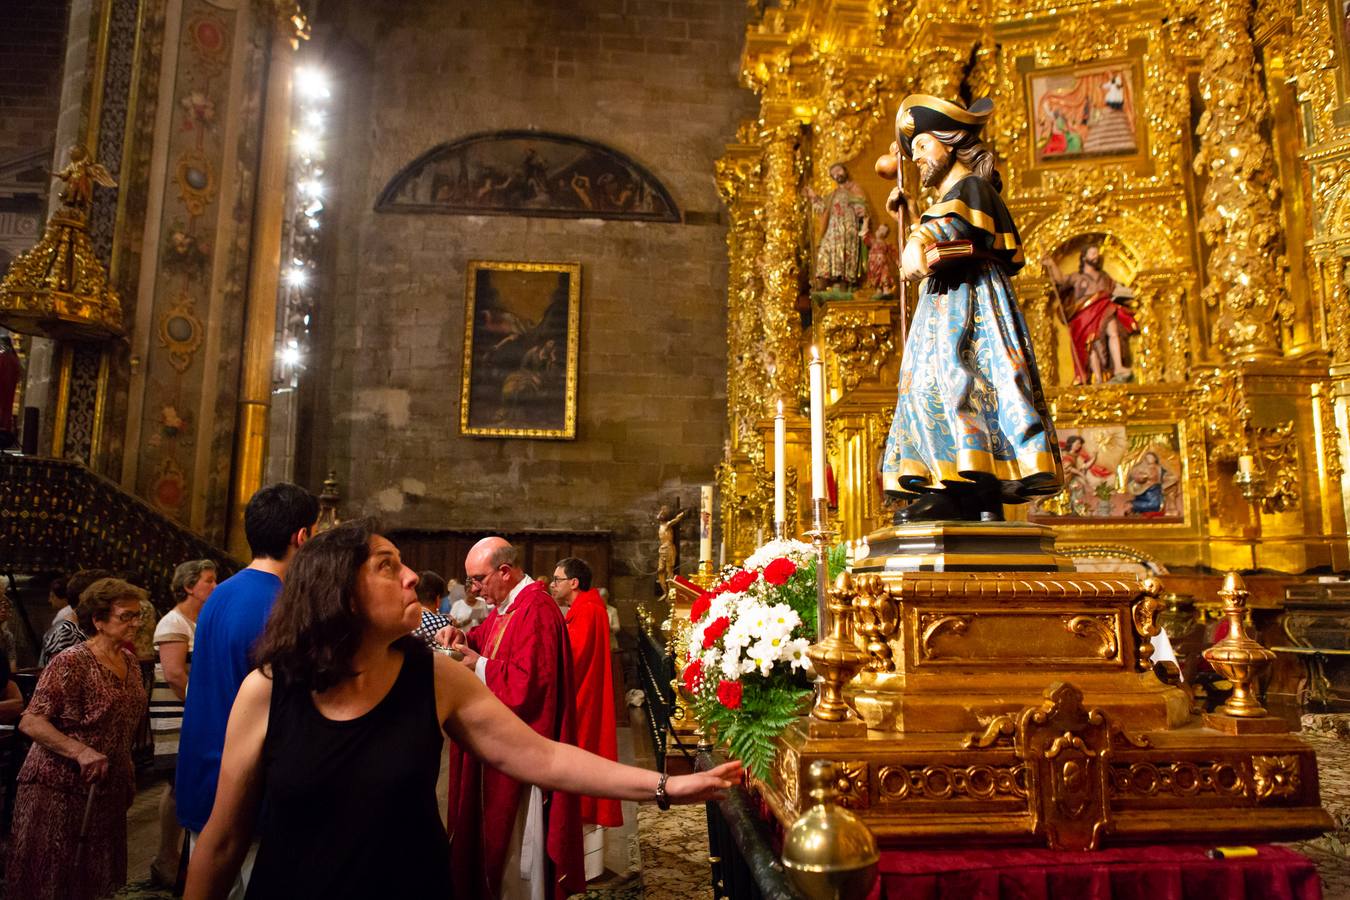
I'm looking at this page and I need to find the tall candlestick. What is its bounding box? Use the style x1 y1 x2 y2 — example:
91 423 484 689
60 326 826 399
699 484 714 564
774 400 786 530
1238 454 1254 475
809 347 826 500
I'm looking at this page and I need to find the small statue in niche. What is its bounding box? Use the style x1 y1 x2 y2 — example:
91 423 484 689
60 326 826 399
875 95 1063 522
803 162 869 290
863 223 898 298
1041 243 1137 384
655 501 689 596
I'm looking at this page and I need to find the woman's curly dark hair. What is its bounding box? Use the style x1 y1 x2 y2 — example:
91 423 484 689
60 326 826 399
253 517 421 692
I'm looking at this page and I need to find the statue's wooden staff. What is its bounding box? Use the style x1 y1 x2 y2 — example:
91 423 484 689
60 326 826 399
875 143 909 349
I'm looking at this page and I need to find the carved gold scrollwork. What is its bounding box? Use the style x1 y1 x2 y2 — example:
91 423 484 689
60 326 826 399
963 715 1017 750
1253 421 1300 513
777 746 801 812
851 572 898 671
1109 761 1246 798
918 613 972 660
833 760 870 809
1063 615 1119 660
823 311 895 393
1252 754 1302 801
1132 581 1166 672
1194 368 1252 463
877 763 1029 804
1194 0 1288 357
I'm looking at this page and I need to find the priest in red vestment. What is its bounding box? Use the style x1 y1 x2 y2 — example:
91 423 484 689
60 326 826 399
550 557 622 879
440 537 585 900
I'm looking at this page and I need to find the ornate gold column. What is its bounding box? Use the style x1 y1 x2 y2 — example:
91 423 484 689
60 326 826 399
1193 0 1286 359
761 123 805 408
226 24 295 557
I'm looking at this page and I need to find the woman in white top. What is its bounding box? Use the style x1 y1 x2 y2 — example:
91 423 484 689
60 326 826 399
149 559 216 887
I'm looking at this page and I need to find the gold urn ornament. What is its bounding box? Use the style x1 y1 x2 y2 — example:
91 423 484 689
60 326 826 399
0 146 123 340
781 760 879 900
1202 571 1277 718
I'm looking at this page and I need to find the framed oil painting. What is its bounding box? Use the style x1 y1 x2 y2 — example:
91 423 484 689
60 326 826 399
1030 423 1185 525
1027 60 1145 166
459 261 580 439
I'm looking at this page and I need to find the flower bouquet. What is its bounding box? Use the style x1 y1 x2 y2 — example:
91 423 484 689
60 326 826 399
681 538 848 780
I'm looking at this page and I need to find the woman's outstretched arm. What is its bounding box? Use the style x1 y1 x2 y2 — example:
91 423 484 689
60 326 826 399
434 653 740 803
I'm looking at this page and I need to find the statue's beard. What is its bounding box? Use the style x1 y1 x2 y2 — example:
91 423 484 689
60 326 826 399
918 152 953 188
1084 256 1102 272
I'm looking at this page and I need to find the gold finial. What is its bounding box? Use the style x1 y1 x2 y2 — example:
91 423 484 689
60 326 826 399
781 760 879 900
312 469 341 534
807 571 871 724
1202 571 1276 718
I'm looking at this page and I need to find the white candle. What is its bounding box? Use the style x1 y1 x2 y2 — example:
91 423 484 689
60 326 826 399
774 400 786 525
809 347 826 500
700 484 714 563
1238 454 1254 475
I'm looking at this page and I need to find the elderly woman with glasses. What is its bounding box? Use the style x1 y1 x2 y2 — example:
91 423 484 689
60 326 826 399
7 577 150 900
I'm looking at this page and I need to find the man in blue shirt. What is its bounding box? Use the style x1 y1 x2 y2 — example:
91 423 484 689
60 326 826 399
177 482 317 895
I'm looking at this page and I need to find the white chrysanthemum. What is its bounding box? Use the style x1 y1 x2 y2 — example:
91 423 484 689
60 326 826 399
744 538 814 571
765 604 799 636
784 638 813 672
720 651 744 680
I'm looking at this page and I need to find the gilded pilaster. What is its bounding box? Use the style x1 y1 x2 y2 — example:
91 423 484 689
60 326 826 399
226 23 295 558
761 124 805 408
1192 0 1286 359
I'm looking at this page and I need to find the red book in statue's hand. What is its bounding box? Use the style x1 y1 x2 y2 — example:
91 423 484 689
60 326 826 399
925 240 975 270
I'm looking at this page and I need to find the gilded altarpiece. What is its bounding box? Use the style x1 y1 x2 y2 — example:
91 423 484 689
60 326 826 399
718 0 1350 575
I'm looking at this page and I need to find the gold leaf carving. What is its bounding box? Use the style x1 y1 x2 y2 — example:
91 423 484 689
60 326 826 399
1252 754 1301 801
1063 615 1119 660
918 613 972 660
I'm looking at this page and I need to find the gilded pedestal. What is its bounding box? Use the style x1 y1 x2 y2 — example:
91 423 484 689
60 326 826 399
757 523 1332 850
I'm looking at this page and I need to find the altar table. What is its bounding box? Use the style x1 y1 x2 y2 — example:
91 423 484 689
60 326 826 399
867 843 1320 900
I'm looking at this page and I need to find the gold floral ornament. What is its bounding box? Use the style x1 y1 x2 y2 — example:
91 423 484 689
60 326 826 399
0 145 123 340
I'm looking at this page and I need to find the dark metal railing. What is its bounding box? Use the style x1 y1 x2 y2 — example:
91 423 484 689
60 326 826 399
698 752 805 900
636 624 675 769
0 455 238 611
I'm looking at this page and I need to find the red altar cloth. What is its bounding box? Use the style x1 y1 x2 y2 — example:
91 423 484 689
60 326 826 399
867 844 1320 900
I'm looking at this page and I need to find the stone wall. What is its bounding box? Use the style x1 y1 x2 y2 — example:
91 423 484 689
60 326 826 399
0 0 68 158
307 0 754 603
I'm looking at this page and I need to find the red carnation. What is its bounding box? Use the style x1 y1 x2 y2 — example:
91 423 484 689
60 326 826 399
716 679 743 709
702 615 731 649
682 659 703 694
690 594 712 622
726 569 757 594
763 557 798 586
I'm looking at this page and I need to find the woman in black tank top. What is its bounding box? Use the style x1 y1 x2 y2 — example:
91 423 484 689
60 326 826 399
245 642 447 897
183 520 740 900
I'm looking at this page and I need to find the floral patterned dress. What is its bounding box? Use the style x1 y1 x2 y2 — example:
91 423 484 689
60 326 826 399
7 643 147 900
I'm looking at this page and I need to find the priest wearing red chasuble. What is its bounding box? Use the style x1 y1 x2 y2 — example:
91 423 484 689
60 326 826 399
551 559 622 832
442 538 585 900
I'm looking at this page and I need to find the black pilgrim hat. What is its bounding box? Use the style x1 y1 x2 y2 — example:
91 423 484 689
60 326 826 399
896 95 995 158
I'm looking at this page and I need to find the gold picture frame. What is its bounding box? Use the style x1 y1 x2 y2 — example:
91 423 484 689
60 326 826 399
459 260 581 439
1024 58 1149 170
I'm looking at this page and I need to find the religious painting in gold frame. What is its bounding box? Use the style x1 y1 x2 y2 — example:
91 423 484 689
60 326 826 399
1025 59 1148 169
459 260 580 439
1030 422 1186 525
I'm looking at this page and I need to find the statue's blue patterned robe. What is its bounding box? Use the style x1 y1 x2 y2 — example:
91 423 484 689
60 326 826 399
881 175 1063 499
